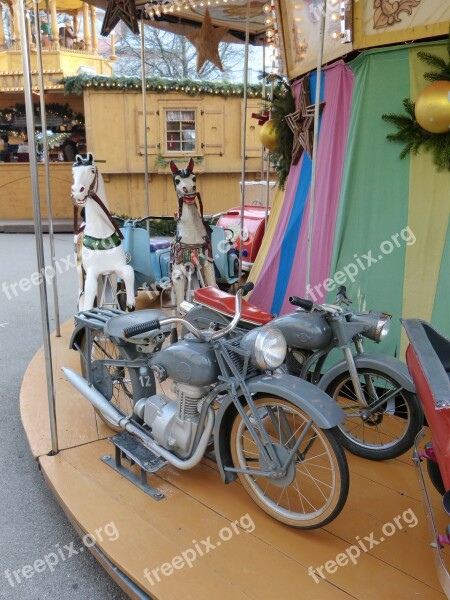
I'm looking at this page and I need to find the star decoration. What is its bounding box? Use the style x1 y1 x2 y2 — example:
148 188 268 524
186 8 229 73
285 77 325 164
101 0 139 37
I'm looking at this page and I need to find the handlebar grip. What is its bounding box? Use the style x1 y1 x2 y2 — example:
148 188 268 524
122 319 161 339
238 281 255 296
289 296 314 312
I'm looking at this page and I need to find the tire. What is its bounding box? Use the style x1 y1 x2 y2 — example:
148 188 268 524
80 331 141 431
326 368 423 460
230 396 349 529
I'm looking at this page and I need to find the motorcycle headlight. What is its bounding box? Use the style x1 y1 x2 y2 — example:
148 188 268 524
241 327 287 370
350 312 391 342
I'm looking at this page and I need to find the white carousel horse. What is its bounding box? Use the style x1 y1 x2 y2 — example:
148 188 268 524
170 159 217 311
71 153 135 311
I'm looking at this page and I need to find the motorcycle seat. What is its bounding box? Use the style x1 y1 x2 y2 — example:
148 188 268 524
150 237 171 252
194 286 273 325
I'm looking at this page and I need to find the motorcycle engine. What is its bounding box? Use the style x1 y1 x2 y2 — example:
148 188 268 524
133 383 210 458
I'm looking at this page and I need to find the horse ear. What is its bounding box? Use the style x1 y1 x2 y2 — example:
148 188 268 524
187 158 195 173
169 160 178 175
87 152 94 165
75 154 83 164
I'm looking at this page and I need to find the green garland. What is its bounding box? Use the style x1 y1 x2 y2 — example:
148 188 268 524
268 78 295 189
61 74 263 98
382 35 450 171
0 102 84 127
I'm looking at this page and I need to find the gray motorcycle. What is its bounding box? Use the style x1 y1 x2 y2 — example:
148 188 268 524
183 285 423 461
64 283 349 529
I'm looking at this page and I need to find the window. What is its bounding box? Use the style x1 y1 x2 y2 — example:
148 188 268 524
165 110 196 153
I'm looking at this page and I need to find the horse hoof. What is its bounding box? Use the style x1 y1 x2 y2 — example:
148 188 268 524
126 305 135 313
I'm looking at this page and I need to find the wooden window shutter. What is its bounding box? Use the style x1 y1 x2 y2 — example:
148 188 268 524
242 100 261 157
136 109 159 154
202 107 224 155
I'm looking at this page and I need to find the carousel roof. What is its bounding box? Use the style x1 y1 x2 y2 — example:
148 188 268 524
91 0 273 44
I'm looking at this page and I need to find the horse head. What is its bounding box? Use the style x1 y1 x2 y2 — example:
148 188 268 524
170 158 197 206
71 153 97 206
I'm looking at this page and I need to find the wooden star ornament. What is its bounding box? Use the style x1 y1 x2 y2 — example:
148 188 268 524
285 77 325 164
186 8 229 73
101 0 139 36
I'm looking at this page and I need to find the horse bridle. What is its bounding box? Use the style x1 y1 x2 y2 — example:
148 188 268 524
74 165 123 240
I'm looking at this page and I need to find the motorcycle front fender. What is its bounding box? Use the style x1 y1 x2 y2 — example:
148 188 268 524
318 354 416 394
213 373 345 484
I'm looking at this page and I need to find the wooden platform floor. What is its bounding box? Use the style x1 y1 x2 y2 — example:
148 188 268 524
20 316 450 599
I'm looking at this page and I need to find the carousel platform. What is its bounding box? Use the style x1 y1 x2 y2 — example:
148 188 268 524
20 307 450 599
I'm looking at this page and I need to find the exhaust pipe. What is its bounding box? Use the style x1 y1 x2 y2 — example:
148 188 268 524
62 368 214 470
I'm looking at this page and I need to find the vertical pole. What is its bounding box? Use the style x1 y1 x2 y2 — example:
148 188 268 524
18 0 58 454
13 0 20 45
305 0 326 297
0 4 6 48
90 5 97 54
34 1 61 337
82 2 91 52
73 10 79 39
238 0 251 282
140 15 150 231
49 0 58 48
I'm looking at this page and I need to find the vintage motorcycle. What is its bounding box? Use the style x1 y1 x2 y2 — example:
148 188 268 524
182 286 423 460
64 283 350 529
402 318 450 598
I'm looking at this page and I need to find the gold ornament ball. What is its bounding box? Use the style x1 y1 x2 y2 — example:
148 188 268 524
415 80 450 134
259 119 278 150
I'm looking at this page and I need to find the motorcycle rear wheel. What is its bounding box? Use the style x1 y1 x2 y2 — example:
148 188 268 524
79 331 140 431
230 396 349 529
326 368 423 460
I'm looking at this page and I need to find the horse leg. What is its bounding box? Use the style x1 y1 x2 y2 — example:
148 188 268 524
202 261 218 288
83 268 99 310
171 263 186 313
117 265 135 310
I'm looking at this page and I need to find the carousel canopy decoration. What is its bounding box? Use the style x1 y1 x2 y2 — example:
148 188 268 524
185 7 229 72
101 0 140 35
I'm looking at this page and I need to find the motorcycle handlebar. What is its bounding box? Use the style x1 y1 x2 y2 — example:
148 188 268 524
123 318 161 339
238 281 254 296
122 284 252 341
289 296 314 312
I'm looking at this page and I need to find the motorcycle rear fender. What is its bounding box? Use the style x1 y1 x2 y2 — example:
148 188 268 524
318 354 416 394
214 373 345 484
69 321 92 352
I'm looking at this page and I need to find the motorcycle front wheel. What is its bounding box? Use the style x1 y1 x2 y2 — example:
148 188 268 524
230 396 349 529
79 331 140 431
326 369 423 460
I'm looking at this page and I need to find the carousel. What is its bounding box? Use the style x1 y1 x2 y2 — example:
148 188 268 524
18 0 450 599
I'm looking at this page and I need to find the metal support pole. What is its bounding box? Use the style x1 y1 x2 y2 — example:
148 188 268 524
34 1 61 337
140 15 150 234
238 0 251 282
305 0 327 297
18 0 58 454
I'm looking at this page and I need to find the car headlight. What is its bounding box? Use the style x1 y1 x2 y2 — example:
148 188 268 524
349 312 391 342
241 327 287 370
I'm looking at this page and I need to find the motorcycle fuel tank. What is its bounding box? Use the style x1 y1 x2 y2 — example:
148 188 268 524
150 340 220 386
272 311 333 350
